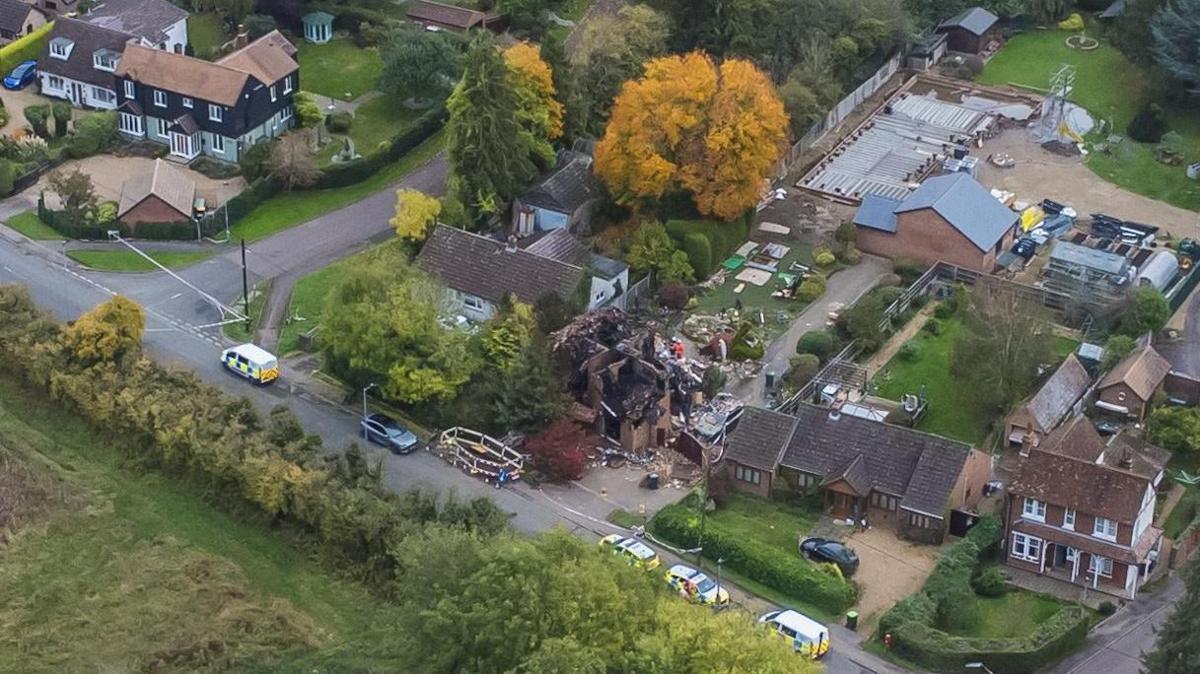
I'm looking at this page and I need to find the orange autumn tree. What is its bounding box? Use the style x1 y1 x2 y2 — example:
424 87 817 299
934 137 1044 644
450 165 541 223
595 52 789 221
504 42 564 166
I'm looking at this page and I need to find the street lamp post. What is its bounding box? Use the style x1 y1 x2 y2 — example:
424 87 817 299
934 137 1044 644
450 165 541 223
362 382 377 420
715 556 725 610
965 662 996 674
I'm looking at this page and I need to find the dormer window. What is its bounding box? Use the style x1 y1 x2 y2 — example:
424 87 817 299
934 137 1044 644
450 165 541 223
182 97 193 109
49 38 74 60
92 49 119 72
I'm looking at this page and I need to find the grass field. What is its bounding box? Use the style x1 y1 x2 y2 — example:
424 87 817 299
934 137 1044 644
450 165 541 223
296 40 382 101
948 589 1070 639
223 280 272 343
0 374 411 672
229 131 444 243
187 13 228 59
278 254 361 354
3 211 61 240
67 249 211 272
979 28 1200 211
348 96 424 155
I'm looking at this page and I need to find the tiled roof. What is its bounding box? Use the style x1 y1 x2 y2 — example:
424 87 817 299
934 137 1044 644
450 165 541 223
406 0 489 29
852 194 900 233
0 0 35 35
118 158 195 219
417 225 584 306
1099 344 1171 401
938 6 999 35
1105 433 1170 481
523 229 627 281
519 157 601 215
895 173 1017 252
724 407 797 471
1009 448 1150 523
822 453 872 495
117 32 296 106
1039 416 1106 463
1023 354 1091 432
82 0 187 44
38 18 136 89
216 30 298 85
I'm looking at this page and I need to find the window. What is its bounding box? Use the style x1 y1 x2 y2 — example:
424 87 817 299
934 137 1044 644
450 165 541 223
1090 555 1113 577
211 133 224 153
734 465 762 485
182 97 193 109
1064 546 1077 563
92 87 114 104
153 89 167 107
1093 517 1118 541
123 80 135 98
47 75 63 90
1063 508 1076 531
283 75 292 94
280 105 293 122
208 104 222 122
270 85 277 102
92 51 118 72
49 39 71 59
462 294 484 310
156 118 168 137
1011 532 1043 563
1022 498 1047 522
908 513 934 529
870 492 898 511
118 112 142 135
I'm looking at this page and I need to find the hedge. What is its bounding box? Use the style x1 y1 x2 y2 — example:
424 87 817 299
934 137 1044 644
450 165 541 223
682 233 712 280
314 104 446 189
37 194 217 241
0 21 53 77
891 606 1091 673
665 216 753 273
651 500 857 613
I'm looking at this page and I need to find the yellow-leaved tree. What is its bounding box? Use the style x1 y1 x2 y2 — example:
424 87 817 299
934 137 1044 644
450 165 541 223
595 52 789 221
390 188 442 241
62 294 145 365
503 42 564 165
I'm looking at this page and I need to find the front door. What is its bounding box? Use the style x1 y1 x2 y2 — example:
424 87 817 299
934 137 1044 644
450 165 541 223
70 82 83 105
169 132 195 159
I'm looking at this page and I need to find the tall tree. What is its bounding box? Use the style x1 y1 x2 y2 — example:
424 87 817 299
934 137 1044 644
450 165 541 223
595 52 788 221
503 43 563 167
1120 286 1171 336
626 222 694 284
390 188 441 242
1145 553 1200 673
1151 0 1200 89
447 34 538 217
571 5 670 134
47 168 98 224
378 23 463 104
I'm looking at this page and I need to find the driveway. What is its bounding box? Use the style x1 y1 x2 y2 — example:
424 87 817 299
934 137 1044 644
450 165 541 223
0 87 77 137
37 155 246 209
846 526 941 623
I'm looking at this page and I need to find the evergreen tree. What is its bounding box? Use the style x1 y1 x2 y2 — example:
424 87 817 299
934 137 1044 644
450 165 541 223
1151 0 1200 88
1145 554 1200 673
446 34 537 218
489 340 564 433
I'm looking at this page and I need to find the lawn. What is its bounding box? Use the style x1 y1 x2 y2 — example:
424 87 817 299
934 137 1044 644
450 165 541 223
692 244 816 341
979 28 1200 211
4 210 61 240
0 374 412 672
223 279 271 343
947 589 1070 639
296 39 382 101
1163 487 1200 539
278 253 358 354
67 249 211 272
229 130 444 243
348 96 424 155
187 13 228 59
707 492 820 553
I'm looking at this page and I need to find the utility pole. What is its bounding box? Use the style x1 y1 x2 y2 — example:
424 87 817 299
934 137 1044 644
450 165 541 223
240 238 250 331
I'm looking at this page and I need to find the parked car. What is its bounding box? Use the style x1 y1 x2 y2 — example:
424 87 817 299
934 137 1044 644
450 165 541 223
1093 418 1122 436
598 534 660 570
220 343 279 385
799 537 860 576
3 60 36 90
664 563 730 606
360 413 418 454
759 609 830 659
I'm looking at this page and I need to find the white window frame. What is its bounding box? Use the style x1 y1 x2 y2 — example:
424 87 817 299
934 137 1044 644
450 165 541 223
118 111 142 135
211 133 224 153
1064 546 1077 563
208 104 222 122
1022 497 1047 522
270 85 277 102
123 80 135 98
92 87 113 104
92 53 117 72
462 294 484 310
280 105 293 122
1011 532 1043 563
153 89 167 107
1063 508 1076 531
47 75 63 90
283 75 292 94
734 465 761 485
1090 554 1113 578
156 118 168 137
1093 517 1118 542
182 97 193 109
50 40 70 59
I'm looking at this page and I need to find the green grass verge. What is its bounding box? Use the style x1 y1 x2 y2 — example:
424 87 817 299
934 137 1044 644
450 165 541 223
607 508 647 529
700 561 839 625
979 28 1200 211
348 96 424 156
229 130 444 243
948 590 1069 639
0 373 410 672
277 253 359 354
707 492 819 553
223 279 272 343
187 13 228 59
4 210 61 240
67 249 211 272
296 40 382 101
1163 487 1200 539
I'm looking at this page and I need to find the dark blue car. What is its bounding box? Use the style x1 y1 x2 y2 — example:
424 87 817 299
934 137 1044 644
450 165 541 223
3 60 37 90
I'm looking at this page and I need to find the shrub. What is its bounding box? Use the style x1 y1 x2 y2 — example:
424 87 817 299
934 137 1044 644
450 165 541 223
966 514 1003 559
785 353 821 389
897 341 921 362
972 565 1008 597
243 13 277 38
923 318 942 335
895 259 926 285
683 232 713 280
878 273 902 287
885 408 913 427
651 501 857 613
729 322 764 361
51 103 72 137
1147 406 1200 453
658 283 689 310
879 592 936 635
66 111 118 158
814 248 836 267
239 140 274 182
796 275 826 302
925 539 981 631
525 420 588 482
1127 104 1168 143
0 158 12 196
835 220 856 245
796 330 835 361
1098 601 1117 616
1057 13 1084 30
842 245 863 264
329 111 354 134
933 302 956 320
24 105 49 138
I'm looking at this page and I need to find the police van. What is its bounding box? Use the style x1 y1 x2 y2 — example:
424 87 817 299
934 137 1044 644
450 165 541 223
221 343 279 385
759 609 830 659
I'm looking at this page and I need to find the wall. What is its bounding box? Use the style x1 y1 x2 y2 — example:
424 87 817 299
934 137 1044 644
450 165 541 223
724 460 772 499
587 269 629 311
1098 382 1149 419
121 196 188 226
898 510 947 544
1164 371 1200 405
856 208 1010 272
162 18 187 53
40 74 117 109
950 449 992 511
445 289 496 322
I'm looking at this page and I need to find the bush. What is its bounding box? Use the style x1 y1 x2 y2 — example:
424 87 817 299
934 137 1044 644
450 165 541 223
966 514 1003 559
329 111 354 134
785 353 821 389
879 592 936 635
66 111 118 159
796 330 835 361
933 302 956 320
664 219 743 268
923 318 942 335
314 106 446 189
972 565 1009 597
24 105 49 138
1127 104 1168 143
885 408 914 427
525 420 588 482
897 342 922 362
243 13 277 38
683 232 713 280
51 103 72 138
658 283 689 310
0 158 12 196
1057 13 1084 30
1098 601 1117 616
814 247 836 267
796 275 826 302
878 273 902 287
842 245 863 264
729 323 764 361
1147 406 1200 453
0 22 52 78
651 501 857 613
895 259 926 285
239 140 273 182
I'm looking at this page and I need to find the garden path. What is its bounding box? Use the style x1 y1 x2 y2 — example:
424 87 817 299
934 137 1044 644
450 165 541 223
862 302 937 378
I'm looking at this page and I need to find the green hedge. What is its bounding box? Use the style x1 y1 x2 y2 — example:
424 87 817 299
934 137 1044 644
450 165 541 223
650 501 857 613
891 606 1091 673
314 104 446 189
37 194 214 241
682 233 712 280
665 216 754 276
0 22 53 76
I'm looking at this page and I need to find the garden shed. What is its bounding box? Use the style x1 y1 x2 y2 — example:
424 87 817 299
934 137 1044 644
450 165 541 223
936 6 999 56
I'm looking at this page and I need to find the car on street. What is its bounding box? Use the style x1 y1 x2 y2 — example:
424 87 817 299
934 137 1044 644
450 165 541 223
360 413 418 454
664 563 730 606
799 537 860 577
220 343 279 385
3 60 36 90
759 609 830 659
598 534 660 570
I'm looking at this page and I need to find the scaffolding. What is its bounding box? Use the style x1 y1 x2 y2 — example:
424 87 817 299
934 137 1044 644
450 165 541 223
1035 64 1085 146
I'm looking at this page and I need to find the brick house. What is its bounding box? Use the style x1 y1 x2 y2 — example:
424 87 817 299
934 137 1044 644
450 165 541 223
1004 353 1092 448
724 405 992 544
851 173 1018 272
1095 343 1170 420
1005 417 1164 599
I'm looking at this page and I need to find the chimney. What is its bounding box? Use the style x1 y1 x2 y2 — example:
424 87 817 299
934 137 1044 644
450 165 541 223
504 235 517 252
828 399 843 421
235 26 249 48
1120 449 1134 470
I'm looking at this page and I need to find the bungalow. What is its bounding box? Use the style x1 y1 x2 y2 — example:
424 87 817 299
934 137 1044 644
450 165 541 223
513 152 602 236
117 158 194 227
406 0 496 32
1095 343 1170 420
1004 353 1091 448
0 0 45 45
723 404 993 544
852 172 1018 272
417 225 629 322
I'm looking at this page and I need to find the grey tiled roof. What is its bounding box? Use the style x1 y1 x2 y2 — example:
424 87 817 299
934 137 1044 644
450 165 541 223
853 194 900 232
1024 354 1091 432
939 6 999 35
724 407 797 471
0 0 34 35
82 0 187 44
895 173 1017 252
38 18 135 89
417 225 583 306
520 157 601 215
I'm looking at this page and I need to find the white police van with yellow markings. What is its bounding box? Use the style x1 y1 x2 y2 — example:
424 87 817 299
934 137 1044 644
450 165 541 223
221 343 279 385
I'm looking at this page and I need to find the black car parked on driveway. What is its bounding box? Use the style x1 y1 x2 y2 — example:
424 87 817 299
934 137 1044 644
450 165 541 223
799 537 860 577
360 413 419 454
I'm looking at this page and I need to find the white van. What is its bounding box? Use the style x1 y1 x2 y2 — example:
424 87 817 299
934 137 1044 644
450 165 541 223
221 343 279 385
759 609 830 659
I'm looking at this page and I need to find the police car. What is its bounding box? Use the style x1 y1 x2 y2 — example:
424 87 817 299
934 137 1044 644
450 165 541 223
598 534 660 570
664 563 730 606
221 343 279 385
759 609 830 659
